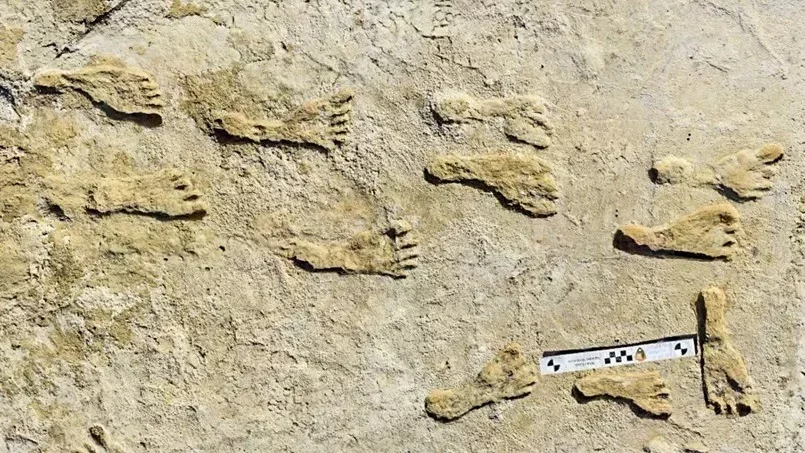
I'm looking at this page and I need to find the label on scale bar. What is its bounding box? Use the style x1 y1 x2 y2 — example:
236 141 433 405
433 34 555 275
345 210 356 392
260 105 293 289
540 334 697 375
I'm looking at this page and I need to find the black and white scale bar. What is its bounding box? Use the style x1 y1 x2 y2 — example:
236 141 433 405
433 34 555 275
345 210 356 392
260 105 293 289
539 334 697 375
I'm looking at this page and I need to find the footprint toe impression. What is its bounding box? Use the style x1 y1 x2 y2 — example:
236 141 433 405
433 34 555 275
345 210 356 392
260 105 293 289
425 343 538 420
698 287 759 416
432 93 554 148
211 89 354 151
714 144 784 199
616 203 744 259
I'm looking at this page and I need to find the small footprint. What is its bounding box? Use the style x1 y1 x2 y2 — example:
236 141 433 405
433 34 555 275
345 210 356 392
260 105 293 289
73 425 125 453
34 56 164 121
652 144 783 200
697 287 759 416
425 343 538 421
432 92 554 148
86 168 206 219
410 0 455 37
280 220 418 278
644 435 708 453
425 151 559 217
574 370 672 417
615 203 744 259
214 88 353 151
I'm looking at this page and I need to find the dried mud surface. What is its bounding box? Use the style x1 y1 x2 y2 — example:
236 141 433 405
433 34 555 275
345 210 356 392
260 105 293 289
0 0 804 452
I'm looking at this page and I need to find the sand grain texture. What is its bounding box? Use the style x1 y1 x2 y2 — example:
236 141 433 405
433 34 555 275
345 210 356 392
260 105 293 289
0 0 803 451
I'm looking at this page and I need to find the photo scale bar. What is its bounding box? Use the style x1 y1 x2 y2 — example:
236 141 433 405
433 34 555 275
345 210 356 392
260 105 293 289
540 334 698 375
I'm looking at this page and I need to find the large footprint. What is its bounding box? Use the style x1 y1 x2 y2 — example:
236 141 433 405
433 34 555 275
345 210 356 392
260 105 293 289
432 92 554 148
615 203 744 259
574 370 672 417
214 88 354 151
697 286 759 416
425 343 539 420
34 56 164 120
652 144 784 200
86 168 206 218
280 220 419 278
425 151 559 217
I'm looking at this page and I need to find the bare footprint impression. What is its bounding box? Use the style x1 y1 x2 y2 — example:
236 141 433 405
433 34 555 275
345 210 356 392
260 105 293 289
34 56 164 123
652 144 784 200
615 203 745 259
425 343 539 421
425 152 559 217
280 220 419 278
86 169 206 219
432 92 554 148
213 88 354 151
696 286 759 416
72 424 125 453
573 370 673 417
644 435 709 453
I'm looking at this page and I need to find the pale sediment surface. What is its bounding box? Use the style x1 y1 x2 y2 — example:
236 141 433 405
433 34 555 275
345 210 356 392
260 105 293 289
0 0 803 451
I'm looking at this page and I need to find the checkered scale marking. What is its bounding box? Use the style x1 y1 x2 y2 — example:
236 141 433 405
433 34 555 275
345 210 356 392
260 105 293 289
674 342 689 356
603 349 633 365
539 335 697 375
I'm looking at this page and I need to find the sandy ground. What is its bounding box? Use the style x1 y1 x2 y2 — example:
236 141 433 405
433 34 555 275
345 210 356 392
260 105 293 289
0 0 804 451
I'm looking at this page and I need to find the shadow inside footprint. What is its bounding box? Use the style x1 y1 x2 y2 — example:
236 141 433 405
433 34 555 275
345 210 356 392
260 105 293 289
714 185 750 204
212 127 334 153
98 104 163 128
695 292 709 409
612 230 728 261
426 392 534 423
85 208 206 222
33 85 163 127
647 167 660 184
212 127 261 146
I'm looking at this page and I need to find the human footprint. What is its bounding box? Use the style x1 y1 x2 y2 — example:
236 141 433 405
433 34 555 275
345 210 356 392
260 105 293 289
214 88 353 151
615 203 744 259
86 169 206 218
652 144 783 200
280 220 419 278
72 424 125 453
574 370 672 417
34 56 164 119
425 152 559 216
713 144 783 199
425 343 538 420
644 436 708 453
432 92 554 148
697 287 759 416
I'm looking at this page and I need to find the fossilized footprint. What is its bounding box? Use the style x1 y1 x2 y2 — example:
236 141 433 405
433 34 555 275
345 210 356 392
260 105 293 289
73 424 125 453
0 227 32 298
86 169 206 218
34 57 164 119
432 92 554 148
574 370 672 417
644 435 708 453
697 287 759 416
615 203 744 259
652 144 784 200
281 220 418 278
643 436 683 453
425 152 559 216
0 24 23 70
425 343 539 420
214 88 353 151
